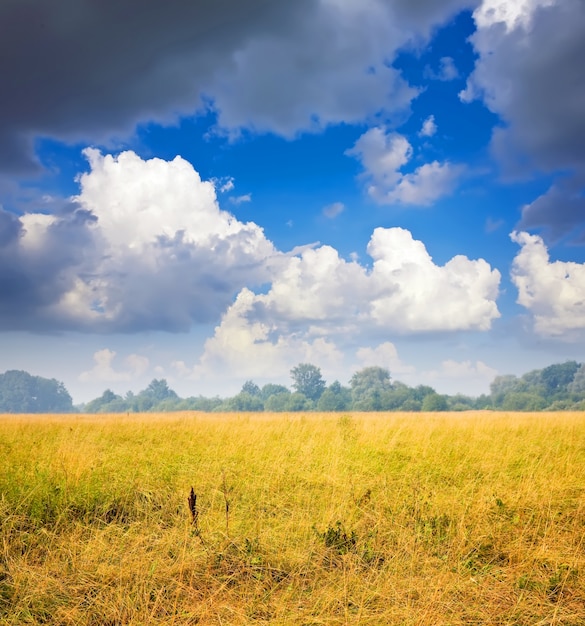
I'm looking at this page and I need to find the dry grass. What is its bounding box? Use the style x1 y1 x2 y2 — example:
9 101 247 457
1 411 584 625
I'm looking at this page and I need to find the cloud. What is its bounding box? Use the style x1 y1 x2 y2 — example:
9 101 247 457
347 126 464 205
424 56 460 81
79 349 149 383
229 194 252 205
470 0 585 172
193 288 345 381
217 178 235 193
462 0 585 239
0 0 478 172
366 228 500 332
511 230 585 337
419 115 437 137
323 202 345 218
0 202 98 330
485 216 505 233
0 150 276 332
423 359 498 395
518 183 585 243
355 342 415 376
194 227 500 378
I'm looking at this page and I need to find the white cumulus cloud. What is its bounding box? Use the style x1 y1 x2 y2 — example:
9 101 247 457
79 349 149 383
348 126 464 206
355 342 415 376
511 230 585 337
0 150 277 332
192 227 500 381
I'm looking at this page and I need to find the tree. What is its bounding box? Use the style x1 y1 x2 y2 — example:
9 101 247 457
264 391 292 412
85 389 122 413
260 383 290 402
241 380 261 397
568 364 585 395
350 366 392 410
222 392 264 412
142 379 178 402
421 393 448 412
540 361 579 396
0 370 73 413
264 391 312 412
290 364 325 401
317 381 351 411
490 374 521 406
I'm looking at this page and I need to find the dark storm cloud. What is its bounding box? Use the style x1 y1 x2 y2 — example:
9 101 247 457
0 0 480 173
0 0 311 173
464 0 585 242
519 183 585 244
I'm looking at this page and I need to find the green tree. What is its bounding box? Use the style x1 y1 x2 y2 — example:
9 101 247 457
568 363 585 395
264 391 292 412
260 383 290 402
0 370 73 413
502 392 546 411
540 361 579 396
422 393 448 412
350 366 392 410
222 392 264 412
317 381 351 411
290 364 325 401
265 391 312 412
85 389 122 413
490 374 521 406
241 380 261 397
142 379 178 402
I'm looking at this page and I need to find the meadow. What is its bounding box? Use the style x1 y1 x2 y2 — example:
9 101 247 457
0 411 584 625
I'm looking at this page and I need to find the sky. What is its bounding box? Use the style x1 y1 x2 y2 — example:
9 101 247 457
1 0 585 403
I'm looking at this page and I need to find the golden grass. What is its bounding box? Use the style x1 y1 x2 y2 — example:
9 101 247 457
1 411 584 625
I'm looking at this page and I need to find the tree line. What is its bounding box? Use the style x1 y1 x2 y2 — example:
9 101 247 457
3 360 585 414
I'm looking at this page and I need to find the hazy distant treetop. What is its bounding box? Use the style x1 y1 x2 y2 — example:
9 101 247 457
241 380 261 397
290 363 325 401
0 370 73 413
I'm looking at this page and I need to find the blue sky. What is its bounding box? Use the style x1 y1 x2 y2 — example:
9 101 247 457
1 0 585 402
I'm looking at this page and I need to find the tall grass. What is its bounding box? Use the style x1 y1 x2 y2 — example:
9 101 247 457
1 411 584 624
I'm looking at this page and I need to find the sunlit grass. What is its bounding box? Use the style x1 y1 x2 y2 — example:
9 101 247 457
1 411 584 624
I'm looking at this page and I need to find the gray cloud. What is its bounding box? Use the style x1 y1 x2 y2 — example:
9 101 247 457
0 0 476 173
0 204 96 330
463 0 585 242
519 183 585 244
0 0 309 172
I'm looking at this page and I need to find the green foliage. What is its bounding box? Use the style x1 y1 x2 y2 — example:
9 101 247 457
221 392 264 412
317 381 351 411
421 393 449 412
0 370 73 413
259 383 290 402
350 366 392 410
7 358 585 414
501 392 547 411
264 391 312 411
85 389 123 413
241 380 261 397
290 363 325 401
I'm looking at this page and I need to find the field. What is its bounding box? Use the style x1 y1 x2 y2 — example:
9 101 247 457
1 411 584 625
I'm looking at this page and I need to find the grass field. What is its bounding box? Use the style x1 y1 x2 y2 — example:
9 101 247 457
1 411 584 625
